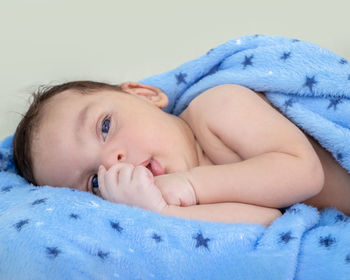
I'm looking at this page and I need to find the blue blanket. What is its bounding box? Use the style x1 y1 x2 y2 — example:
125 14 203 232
1 35 350 279
140 35 350 172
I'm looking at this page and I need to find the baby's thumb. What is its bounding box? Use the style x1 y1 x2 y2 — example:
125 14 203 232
97 165 106 193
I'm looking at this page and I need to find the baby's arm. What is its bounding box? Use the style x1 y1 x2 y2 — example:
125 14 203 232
181 84 325 208
161 203 281 226
97 163 280 225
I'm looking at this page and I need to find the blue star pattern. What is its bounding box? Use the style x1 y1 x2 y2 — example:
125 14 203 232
70 213 80 220
32 198 48 206
97 250 109 260
0 149 15 172
46 247 61 259
304 76 317 93
1 35 350 278
339 58 348 65
152 233 162 243
335 214 348 222
175 72 188 85
14 219 30 232
242 55 254 69
279 231 296 244
3 184 350 278
327 97 343 110
207 63 221 75
346 254 350 264
319 235 336 248
281 52 291 61
193 232 210 250
336 153 343 161
283 98 295 112
110 220 123 232
1 186 12 193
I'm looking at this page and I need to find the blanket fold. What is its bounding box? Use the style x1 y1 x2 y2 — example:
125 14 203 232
140 34 350 172
1 35 350 279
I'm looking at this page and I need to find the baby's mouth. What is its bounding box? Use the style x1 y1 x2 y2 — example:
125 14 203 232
144 158 165 176
146 162 153 174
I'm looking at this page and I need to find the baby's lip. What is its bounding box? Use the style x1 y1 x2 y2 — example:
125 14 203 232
139 159 151 167
139 158 165 176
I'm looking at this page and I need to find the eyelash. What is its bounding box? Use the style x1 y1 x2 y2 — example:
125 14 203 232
88 115 111 194
91 175 99 194
101 115 111 141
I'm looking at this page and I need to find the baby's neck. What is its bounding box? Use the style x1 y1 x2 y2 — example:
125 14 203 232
177 110 213 168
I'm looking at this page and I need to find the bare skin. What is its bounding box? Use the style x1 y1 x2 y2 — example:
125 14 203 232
31 82 350 227
256 93 350 215
32 83 281 225
178 87 349 215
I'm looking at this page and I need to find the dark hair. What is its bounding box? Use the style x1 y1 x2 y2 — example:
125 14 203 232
13 80 123 185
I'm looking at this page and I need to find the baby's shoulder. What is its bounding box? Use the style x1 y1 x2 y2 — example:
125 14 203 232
183 84 257 119
191 83 249 102
179 83 257 139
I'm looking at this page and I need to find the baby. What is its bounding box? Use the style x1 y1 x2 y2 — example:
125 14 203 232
13 80 350 225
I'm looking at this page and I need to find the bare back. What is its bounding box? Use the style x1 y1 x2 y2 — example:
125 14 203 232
179 85 350 215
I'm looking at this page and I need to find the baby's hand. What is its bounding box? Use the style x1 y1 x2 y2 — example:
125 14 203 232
154 173 197 206
97 163 167 212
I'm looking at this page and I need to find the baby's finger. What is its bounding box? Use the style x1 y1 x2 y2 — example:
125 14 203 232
104 163 133 188
117 164 134 185
97 165 107 197
133 165 154 184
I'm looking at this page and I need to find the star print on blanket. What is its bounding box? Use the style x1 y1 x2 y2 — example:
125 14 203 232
140 34 350 172
0 35 350 279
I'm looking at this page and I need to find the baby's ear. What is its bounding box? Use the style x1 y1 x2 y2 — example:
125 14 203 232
120 82 168 108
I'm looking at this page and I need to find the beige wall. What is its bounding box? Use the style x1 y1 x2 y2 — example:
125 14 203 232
0 0 349 139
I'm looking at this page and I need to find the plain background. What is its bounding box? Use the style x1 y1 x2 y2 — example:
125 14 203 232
0 0 349 139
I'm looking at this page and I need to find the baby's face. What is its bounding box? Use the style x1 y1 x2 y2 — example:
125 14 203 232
32 85 199 193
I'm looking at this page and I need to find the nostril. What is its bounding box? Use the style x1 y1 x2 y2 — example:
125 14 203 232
118 154 122 161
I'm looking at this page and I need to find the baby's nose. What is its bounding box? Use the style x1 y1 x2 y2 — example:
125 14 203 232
102 150 125 169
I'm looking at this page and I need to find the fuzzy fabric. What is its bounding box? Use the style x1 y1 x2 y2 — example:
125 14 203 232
1 35 350 279
140 35 350 172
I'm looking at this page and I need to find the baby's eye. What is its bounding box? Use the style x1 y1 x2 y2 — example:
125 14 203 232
92 175 99 194
101 117 111 140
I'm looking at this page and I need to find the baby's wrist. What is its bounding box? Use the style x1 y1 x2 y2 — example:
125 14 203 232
156 201 169 214
183 171 199 205
160 204 175 217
